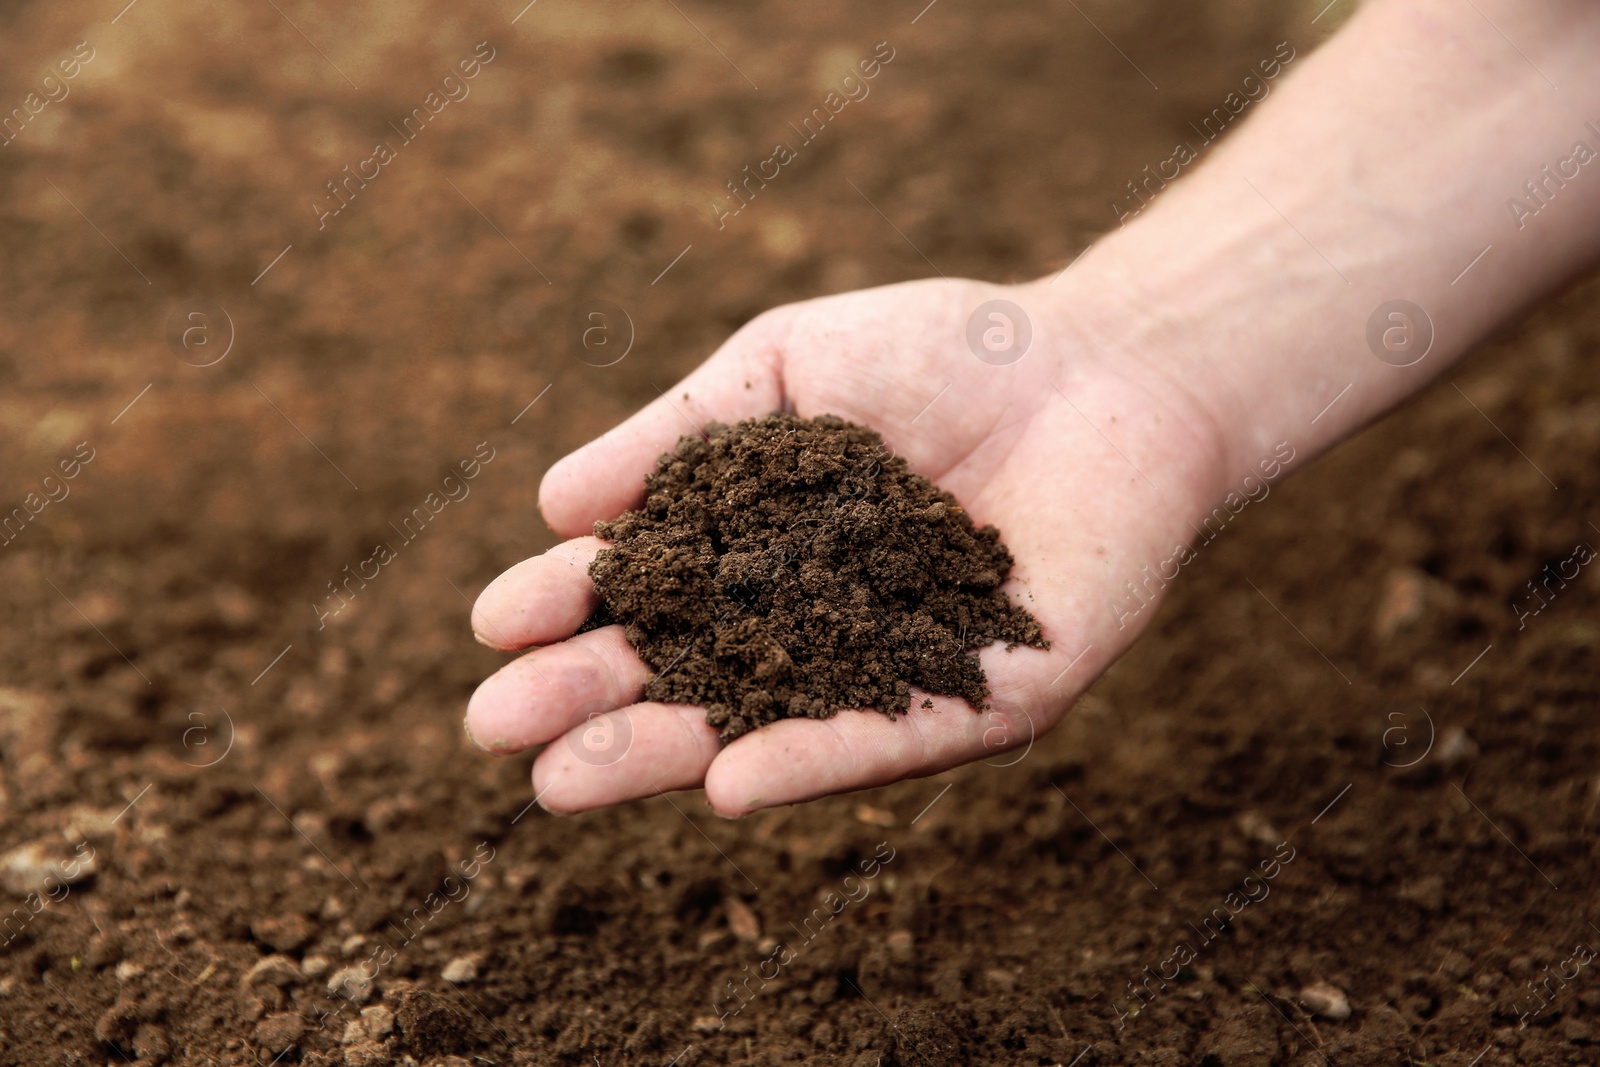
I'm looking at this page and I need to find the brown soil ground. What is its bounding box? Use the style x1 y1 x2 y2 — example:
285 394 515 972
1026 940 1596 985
1 1 1597 1065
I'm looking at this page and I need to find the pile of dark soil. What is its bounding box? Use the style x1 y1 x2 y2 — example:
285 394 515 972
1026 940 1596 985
585 413 1047 739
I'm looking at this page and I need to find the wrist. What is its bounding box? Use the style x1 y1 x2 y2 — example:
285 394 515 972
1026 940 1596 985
1014 270 1240 532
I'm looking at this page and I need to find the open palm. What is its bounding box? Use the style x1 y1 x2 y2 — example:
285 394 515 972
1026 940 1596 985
468 276 1226 815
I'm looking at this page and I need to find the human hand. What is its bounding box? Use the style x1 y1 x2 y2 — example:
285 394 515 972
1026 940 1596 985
466 275 1231 815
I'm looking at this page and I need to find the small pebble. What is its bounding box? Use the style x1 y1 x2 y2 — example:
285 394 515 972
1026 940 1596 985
853 804 896 828
359 1005 394 1039
441 955 479 984
886 930 914 961
114 960 144 981
0 840 94 896
327 966 374 1004
252 914 314 953
254 1012 306 1055
240 955 302 991
726 898 761 942
1300 979 1352 1020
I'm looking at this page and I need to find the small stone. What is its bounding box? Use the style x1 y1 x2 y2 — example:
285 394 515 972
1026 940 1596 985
1300 979 1352 1021
340 934 367 957
327 966 374 1004
1374 568 1427 637
342 1040 388 1067
441 955 480 984
982 967 1017 991
341 1020 366 1045
1436 726 1479 766
360 1005 394 1039
726 898 761 942
240 955 303 991
61 806 120 844
114 960 144 981
853 804 896 828
0 840 95 897
886 929 914 961
301 954 331 978
254 1012 306 1055
691 1015 724 1033
252 914 314 953
1235 810 1280 847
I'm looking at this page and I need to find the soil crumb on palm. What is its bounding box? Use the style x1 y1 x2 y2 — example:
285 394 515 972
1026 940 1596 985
584 413 1047 740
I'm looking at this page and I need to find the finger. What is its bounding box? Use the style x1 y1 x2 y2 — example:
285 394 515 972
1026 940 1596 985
471 536 604 651
538 316 788 538
701 644 1061 816
531 702 722 814
465 626 651 754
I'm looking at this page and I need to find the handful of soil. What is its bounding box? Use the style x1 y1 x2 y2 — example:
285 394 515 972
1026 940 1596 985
585 413 1047 740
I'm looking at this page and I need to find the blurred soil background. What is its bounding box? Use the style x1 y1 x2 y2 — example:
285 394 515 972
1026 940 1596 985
1 0 1598 1064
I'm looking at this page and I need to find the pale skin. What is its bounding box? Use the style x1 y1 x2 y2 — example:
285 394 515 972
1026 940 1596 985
467 0 1600 815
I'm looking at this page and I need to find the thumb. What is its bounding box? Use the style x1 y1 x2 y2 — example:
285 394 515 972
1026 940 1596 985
538 313 790 538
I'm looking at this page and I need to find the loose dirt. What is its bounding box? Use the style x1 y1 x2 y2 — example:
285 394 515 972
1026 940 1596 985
586 413 1046 739
1 1 1598 1065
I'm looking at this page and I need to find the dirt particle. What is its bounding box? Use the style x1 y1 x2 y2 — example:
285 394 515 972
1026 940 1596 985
359 1004 395 1039
251 913 314 952
326 965 374 1004
394 986 474 1055
0 840 94 897
854 803 896 827
726 897 761 941
586 414 1047 740
1300 979 1352 1021
240 955 303 992
253 1013 305 1055
441 954 480 984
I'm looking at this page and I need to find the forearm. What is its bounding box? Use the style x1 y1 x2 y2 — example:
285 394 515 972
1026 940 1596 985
1046 0 1600 484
